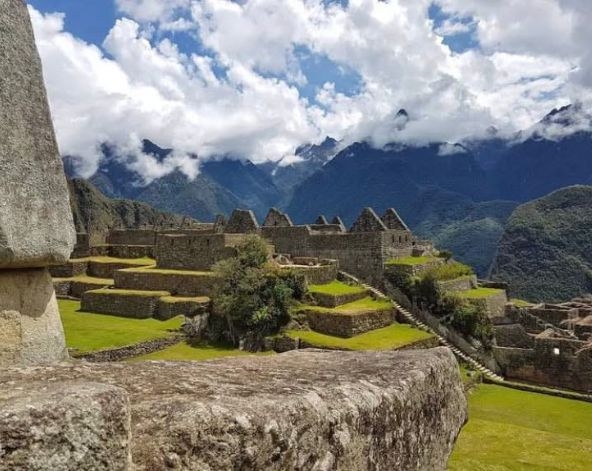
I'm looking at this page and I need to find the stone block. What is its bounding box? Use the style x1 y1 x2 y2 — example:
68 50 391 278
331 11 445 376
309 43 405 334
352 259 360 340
0 381 131 471
0 0 75 268
0 348 467 470
49 259 89 278
0 269 67 366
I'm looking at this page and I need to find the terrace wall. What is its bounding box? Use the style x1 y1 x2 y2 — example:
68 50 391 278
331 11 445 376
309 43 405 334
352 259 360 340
305 309 393 338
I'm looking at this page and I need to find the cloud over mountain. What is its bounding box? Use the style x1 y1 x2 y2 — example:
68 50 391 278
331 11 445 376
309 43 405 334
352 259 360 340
29 0 592 182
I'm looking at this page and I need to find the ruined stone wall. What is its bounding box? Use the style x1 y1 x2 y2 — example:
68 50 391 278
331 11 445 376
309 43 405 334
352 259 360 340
81 290 169 319
528 305 578 328
156 234 246 270
107 229 158 246
305 309 394 337
466 291 508 319
91 244 155 259
437 276 478 293
494 337 592 393
114 269 220 296
264 227 388 283
283 263 338 285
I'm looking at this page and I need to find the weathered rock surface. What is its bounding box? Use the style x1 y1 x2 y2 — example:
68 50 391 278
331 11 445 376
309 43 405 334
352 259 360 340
0 269 67 365
0 381 131 471
0 0 75 268
0 348 467 470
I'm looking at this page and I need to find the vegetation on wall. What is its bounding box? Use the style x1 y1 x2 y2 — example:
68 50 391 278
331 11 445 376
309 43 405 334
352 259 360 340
210 236 306 350
386 261 493 348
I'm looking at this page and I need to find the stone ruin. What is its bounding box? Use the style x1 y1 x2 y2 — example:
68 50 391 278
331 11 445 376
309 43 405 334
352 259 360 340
0 3 467 469
492 297 592 392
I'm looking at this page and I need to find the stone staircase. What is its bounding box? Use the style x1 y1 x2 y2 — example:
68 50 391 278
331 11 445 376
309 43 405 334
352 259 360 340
338 271 504 382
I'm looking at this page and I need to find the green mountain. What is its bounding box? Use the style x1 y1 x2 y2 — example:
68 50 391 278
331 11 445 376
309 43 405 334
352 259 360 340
490 185 592 302
68 178 192 234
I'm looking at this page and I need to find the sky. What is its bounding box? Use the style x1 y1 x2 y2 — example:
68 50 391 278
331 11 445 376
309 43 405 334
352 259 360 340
27 0 592 181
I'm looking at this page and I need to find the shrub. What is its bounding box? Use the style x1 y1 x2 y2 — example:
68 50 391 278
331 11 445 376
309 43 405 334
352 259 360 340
437 250 453 262
424 261 474 281
211 236 301 350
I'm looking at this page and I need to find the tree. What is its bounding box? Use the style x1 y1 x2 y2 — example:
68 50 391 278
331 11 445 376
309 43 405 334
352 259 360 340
211 235 304 350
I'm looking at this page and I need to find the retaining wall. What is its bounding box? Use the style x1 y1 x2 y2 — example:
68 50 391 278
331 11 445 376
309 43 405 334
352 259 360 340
305 309 393 337
81 289 170 319
114 269 220 297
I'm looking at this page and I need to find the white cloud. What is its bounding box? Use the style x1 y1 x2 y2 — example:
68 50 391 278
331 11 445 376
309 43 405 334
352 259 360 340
29 0 592 183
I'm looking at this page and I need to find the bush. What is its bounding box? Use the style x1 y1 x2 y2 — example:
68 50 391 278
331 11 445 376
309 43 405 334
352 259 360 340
448 297 494 348
438 250 453 262
211 236 301 350
424 261 474 281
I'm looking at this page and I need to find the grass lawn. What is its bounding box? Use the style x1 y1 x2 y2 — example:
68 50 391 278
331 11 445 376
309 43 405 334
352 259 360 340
385 256 439 266
284 323 433 350
129 342 273 361
458 287 505 299
511 298 535 308
299 296 393 314
308 280 366 296
72 256 156 265
449 384 592 470
54 275 114 285
58 299 182 354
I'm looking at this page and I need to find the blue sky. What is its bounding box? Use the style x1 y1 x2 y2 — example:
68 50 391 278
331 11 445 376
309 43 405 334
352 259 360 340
26 0 585 179
28 0 476 103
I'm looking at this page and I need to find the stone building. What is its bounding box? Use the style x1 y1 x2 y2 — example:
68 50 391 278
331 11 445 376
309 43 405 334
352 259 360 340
146 206 421 283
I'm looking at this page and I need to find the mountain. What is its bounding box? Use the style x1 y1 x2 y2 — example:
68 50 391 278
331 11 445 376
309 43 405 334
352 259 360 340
493 105 592 202
285 141 511 274
490 185 592 302
68 178 191 235
261 137 339 196
65 140 279 221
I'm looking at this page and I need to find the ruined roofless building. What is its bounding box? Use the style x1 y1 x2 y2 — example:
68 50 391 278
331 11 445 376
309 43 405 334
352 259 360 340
0 0 76 365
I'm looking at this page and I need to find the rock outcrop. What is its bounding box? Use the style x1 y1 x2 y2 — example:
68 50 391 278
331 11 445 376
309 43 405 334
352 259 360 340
0 348 467 470
0 0 75 268
0 0 74 365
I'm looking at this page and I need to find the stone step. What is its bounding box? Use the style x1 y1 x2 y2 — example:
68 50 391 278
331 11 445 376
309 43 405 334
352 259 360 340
157 296 211 320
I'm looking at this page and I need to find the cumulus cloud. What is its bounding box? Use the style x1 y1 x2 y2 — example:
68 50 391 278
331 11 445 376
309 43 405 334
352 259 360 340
29 0 592 182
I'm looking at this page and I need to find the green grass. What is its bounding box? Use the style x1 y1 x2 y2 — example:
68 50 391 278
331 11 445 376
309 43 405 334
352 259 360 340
129 341 273 361
425 261 474 281
284 324 433 350
458 287 505 299
159 296 210 304
54 275 114 285
308 280 366 296
511 298 534 308
72 256 155 265
449 384 592 470
58 299 182 354
385 256 439 266
299 296 393 314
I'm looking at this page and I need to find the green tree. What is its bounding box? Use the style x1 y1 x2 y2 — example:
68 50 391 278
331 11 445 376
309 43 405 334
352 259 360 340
211 235 303 350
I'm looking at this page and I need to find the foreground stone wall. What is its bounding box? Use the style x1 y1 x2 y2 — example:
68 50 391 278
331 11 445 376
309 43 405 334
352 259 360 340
0 348 467 471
